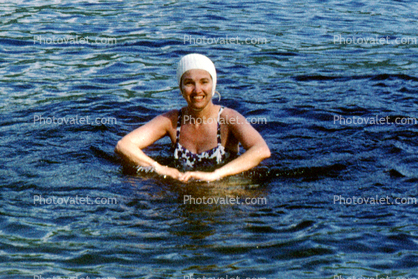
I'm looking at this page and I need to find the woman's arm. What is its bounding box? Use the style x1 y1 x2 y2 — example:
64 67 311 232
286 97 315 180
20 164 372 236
179 108 270 182
115 111 182 180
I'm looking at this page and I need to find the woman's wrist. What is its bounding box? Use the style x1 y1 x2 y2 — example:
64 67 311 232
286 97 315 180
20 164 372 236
213 169 223 180
151 161 161 172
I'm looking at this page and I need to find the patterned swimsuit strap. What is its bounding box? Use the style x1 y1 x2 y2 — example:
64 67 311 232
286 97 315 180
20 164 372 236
175 109 182 144
217 106 224 144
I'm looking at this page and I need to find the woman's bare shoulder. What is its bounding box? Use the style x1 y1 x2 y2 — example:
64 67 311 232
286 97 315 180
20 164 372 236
220 107 246 123
161 109 179 119
158 109 180 129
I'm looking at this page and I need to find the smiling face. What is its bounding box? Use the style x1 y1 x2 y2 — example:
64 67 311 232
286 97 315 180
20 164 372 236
180 69 213 111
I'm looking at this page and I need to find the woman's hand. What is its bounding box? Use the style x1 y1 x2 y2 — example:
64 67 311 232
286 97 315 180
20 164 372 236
153 162 183 180
179 170 221 182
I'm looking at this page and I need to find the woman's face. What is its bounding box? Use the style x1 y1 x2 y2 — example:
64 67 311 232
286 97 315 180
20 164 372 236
180 69 213 111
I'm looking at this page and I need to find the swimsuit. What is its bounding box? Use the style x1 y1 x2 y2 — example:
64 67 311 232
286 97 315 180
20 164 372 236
173 106 232 170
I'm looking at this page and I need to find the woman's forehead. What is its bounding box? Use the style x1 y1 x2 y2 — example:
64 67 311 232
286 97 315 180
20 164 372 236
182 69 212 80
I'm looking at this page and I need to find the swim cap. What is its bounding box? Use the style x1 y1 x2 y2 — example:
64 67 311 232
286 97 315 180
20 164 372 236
176 53 217 97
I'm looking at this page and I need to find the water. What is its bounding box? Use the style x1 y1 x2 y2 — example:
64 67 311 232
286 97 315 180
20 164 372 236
1 0 418 278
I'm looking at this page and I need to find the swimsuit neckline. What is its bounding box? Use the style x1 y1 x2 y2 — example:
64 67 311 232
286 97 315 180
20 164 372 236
175 142 221 156
173 106 228 169
175 106 223 156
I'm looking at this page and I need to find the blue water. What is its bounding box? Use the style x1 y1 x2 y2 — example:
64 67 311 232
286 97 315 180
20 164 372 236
1 0 418 278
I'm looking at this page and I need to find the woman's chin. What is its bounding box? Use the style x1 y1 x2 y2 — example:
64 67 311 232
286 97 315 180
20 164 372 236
189 105 205 112
188 100 211 110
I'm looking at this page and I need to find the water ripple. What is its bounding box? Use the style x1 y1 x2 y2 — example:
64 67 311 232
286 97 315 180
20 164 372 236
2 0 418 278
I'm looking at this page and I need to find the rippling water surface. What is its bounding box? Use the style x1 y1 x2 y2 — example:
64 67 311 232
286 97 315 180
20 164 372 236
1 0 418 278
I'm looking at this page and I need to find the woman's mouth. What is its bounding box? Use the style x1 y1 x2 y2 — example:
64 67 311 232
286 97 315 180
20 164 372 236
192 95 205 101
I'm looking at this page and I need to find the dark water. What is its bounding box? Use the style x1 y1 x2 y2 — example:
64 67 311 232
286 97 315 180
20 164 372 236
1 0 418 278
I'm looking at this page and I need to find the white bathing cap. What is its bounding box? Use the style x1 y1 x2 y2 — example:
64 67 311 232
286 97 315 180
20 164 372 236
176 53 217 97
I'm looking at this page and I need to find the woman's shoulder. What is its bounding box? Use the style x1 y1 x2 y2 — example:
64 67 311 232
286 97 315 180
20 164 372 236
161 109 179 119
219 106 245 123
155 109 180 130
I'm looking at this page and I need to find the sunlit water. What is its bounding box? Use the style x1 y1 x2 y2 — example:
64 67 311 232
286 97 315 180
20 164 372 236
1 0 418 278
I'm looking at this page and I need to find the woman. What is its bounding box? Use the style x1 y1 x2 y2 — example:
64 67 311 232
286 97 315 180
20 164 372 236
115 53 270 182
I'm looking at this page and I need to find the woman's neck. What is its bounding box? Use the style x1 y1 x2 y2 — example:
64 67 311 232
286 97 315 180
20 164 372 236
186 102 216 119
184 103 217 127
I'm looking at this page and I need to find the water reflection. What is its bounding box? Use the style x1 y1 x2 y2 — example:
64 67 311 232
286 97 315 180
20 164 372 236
123 171 270 242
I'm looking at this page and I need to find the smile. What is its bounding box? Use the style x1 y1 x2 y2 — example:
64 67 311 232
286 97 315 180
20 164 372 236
192 95 205 100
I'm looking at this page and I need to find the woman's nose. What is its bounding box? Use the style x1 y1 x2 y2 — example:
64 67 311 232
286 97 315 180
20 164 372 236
193 83 202 93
